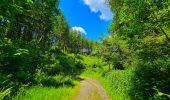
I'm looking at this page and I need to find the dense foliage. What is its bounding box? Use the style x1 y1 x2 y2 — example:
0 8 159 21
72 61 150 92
0 0 93 99
1 0 170 99
96 0 170 99
87 0 170 99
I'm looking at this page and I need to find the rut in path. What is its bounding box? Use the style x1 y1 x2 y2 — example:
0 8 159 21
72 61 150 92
74 78 108 100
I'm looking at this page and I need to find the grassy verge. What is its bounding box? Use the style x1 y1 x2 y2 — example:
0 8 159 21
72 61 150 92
81 68 132 100
13 81 80 100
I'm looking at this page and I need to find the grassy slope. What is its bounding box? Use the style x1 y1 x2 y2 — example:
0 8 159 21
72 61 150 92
14 81 80 100
13 53 82 100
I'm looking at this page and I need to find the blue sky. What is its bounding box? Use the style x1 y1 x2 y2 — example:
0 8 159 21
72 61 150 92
59 0 113 41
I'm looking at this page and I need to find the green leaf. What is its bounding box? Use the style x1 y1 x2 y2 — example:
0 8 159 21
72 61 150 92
0 15 3 18
27 0 33 4
0 88 11 99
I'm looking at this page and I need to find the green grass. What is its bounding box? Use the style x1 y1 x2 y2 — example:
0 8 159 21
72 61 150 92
81 67 132 100
14 81 80 100
80 55 105 68
13 55 133 100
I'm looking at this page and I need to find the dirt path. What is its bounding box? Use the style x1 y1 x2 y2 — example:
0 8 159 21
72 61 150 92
74 78 108 100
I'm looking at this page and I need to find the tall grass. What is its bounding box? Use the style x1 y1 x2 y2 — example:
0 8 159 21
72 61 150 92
13 82 80 100
13 74 80 100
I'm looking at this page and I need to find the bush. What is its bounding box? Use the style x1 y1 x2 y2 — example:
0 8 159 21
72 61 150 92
129 36 170 99
40 75 74 87
0 39 41 95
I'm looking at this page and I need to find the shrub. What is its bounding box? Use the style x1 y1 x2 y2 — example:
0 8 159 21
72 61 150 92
129 36 170 99
0 39 41 95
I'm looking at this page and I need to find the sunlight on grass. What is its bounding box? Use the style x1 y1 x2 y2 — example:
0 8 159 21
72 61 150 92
14 82 80 100
81 69 131 100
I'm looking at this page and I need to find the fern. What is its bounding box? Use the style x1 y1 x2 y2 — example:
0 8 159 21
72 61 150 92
0 88 11 100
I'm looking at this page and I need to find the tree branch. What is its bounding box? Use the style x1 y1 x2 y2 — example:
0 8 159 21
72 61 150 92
160 27 170 43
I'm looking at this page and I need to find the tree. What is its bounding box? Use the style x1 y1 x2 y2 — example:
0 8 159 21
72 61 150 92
54 11 69 51
108 0 170 99
109 0 170 41
100 35 129 70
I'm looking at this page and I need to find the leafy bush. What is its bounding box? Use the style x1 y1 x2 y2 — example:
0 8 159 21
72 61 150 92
0 39 41 96
40 76 59 87
36 74 74 88
129 36 170 99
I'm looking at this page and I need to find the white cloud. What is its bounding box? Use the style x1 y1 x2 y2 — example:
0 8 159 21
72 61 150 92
71 26 87 35
83 0 113 21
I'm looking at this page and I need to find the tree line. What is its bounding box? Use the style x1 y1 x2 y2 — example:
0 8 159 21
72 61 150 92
0 0 93 53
